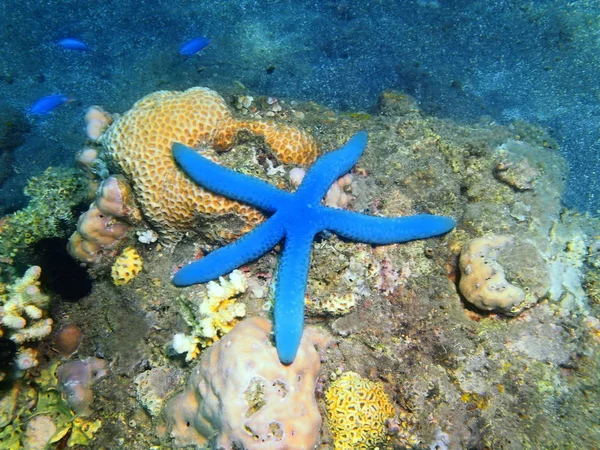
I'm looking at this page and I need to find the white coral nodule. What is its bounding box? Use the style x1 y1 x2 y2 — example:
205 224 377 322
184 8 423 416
173 270 248 360
172 333 200 361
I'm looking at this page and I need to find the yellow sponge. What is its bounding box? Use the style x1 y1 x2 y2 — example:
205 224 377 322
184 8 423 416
111 247 143 286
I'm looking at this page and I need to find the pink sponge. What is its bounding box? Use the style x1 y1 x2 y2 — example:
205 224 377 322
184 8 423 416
68 176 138 264
163 317 325 449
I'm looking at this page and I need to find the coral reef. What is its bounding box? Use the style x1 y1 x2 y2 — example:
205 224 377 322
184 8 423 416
163 317 323 449
97 86 319 245
13 88 598 448
325 371 396 450
111 246 143 286
0 266 52 375
173 269 247 359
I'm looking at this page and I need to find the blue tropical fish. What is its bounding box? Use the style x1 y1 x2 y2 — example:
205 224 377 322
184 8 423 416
29 94 72 115
179 37 211 56
58 38 89 51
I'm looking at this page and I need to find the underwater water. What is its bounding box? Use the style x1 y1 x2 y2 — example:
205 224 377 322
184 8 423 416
0 0 598 214
1 0 600 449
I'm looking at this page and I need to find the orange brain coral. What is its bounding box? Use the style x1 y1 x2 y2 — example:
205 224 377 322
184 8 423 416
101 87 319 244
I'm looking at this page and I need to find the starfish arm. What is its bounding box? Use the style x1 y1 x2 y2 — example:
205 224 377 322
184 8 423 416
320 207 456 244
296 131 368 202
172 142 291 212
172 215 286 286
274 227 315 364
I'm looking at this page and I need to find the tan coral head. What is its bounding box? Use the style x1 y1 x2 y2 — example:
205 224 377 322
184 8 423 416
99 87 319 246
458 235 525 314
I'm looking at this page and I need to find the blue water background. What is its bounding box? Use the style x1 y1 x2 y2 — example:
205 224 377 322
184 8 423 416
0 0 598 214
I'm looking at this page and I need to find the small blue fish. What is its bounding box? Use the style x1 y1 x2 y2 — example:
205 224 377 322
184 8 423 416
58 38 89 51
29 94 72 115
179 37 211 56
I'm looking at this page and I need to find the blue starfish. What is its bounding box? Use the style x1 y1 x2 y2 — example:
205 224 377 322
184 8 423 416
172 132 455 364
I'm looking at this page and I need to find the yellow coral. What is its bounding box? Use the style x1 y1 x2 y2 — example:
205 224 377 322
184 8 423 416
325 371 395 450
309 292 357 315
100 87 319 244
111 247 143 285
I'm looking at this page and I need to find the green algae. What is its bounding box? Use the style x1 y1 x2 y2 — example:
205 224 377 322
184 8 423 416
0 167 87 263
0 362 101 449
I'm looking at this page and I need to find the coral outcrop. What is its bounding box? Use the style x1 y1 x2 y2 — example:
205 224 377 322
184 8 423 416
30 87 599 448
164 317 322 449
98 87 320 245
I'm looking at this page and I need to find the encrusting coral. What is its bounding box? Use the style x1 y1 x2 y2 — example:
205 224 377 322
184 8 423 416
325 371 396 450
163 317 323 450
0 266 52 374
97 86 320 245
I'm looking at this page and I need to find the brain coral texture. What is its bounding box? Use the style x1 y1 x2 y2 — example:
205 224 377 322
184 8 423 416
101 87 319 244
325 371 395 450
